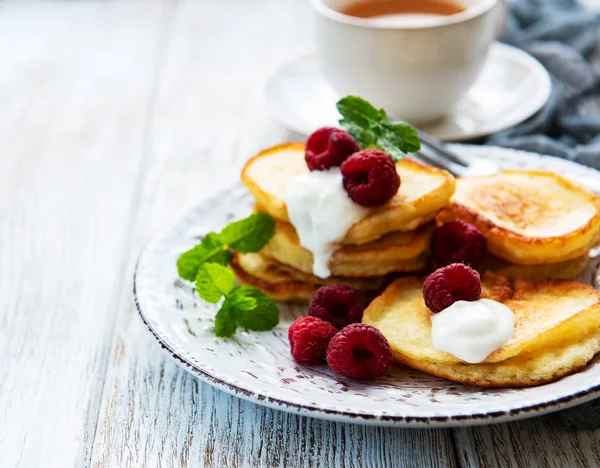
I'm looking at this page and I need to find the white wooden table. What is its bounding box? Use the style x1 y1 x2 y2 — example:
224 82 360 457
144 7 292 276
1 1 600 466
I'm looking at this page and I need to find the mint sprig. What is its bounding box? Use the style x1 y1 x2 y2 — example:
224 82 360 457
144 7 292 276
199 268 279 337
219 212 276 253
196 263 236 303
176 211 279 337
177 212 275 281
210 286 279 337
336 96 421 161
228 286 279 331
177 233 232 281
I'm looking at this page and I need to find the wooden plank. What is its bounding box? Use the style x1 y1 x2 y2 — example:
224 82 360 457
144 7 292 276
0 2 166 467
89 1 458 466
454 416 600 468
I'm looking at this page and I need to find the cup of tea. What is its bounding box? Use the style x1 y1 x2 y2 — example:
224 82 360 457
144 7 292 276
311 0 507 124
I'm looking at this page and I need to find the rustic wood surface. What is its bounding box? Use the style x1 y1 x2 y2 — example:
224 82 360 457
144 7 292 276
1 1 599 467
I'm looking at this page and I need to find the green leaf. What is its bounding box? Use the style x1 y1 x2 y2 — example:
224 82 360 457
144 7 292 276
176 233 231 281
337 96 386 127
380 120 421 159
229 294 257 311
229 285 279 331
214 302 237 337
175 211 280 337
336 95 421 161
218 212 276 253
339 119 376 149
195 262 236 303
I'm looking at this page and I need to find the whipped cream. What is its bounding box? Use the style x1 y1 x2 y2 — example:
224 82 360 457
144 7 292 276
283 168 368 278
431 299 515 364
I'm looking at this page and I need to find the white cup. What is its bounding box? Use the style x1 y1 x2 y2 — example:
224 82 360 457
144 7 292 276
311 0 507 124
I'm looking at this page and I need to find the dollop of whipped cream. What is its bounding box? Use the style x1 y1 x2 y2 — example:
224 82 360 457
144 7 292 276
283 168 368 278
431 299 515 364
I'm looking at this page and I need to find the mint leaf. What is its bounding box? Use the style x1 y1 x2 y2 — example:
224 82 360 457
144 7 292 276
229 285 279 331
218 212 275 253
339 119 376 149
176 211 279 337
213 286 278 337
195 262 236 303
214 302 237 337
229 294 257 311
380 120 421 154
177 233 231 281
337 95 421 161
337 96 386 127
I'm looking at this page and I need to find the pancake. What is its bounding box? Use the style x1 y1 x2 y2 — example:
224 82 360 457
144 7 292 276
242 143 455 245
480 253 589 280
230 253 391 302
436 170 600 265
260 220 432 277
394 329 600 387
363 273 600 387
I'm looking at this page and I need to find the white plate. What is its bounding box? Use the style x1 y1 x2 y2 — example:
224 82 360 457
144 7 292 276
264 43 551 141
135 145 600 427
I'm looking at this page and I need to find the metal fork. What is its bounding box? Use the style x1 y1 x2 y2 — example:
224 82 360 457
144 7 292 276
412 131 600 195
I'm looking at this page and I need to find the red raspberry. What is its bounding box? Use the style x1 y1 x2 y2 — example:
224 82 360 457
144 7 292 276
432 220 487 267
341 150 400 207
423 263 481 313
305 127 360 171
288 316 338 364
308 284 366 329
326 324 392 379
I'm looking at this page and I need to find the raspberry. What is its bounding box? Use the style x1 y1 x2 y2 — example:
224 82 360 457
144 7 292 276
305 127 360 171
288 316 338 364
326 324 392 379
432 220 487 267
308 284 366 329
341 150 400 207
423 263 481 313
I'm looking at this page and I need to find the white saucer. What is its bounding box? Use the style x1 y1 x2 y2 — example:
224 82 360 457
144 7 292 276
264 43 552 141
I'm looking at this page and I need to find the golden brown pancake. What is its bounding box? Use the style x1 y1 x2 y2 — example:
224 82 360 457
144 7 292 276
480 253 589 280
363 273 600 387
242 142 455 245
437 170 600 265
230 253 391 302
260 220 432 277
394 330 600 388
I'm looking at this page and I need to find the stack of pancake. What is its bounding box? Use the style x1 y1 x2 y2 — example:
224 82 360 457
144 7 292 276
363 272 600 387
362 170 600 387
436 170 600 280
232 143 456 301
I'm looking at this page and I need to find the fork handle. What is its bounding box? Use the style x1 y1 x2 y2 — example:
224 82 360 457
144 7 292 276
417 131 472 168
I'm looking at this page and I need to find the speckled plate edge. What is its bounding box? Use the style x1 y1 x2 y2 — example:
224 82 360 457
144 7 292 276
134 145 600 427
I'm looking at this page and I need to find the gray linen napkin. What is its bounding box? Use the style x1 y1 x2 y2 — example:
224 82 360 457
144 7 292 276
483 0 600 428
486 0 600 171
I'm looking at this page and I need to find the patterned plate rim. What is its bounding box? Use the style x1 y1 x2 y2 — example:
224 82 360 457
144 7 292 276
134 145 600 427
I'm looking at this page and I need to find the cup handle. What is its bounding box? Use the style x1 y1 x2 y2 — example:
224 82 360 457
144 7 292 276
494 0 509 39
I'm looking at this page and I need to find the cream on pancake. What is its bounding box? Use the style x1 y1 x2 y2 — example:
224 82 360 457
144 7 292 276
260 220 432 277
242 143 455 245
363 273 600 387
230 253 391 302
